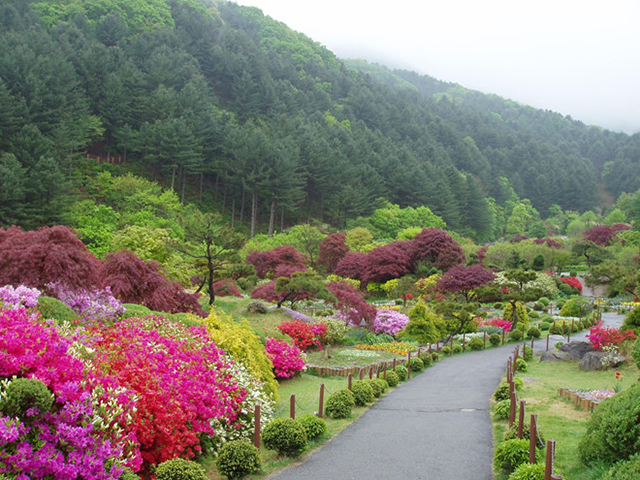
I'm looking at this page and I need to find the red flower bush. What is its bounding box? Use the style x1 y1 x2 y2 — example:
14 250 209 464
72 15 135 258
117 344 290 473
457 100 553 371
560 276 583 293
277 320 327 351
265 337 306 379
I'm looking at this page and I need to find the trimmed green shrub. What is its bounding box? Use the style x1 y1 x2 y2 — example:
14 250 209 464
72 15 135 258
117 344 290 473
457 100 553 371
621 306 640 335
216 439 261 479
559 297 592 317
36 296 77 322
394 365 408 382
523 346 534 361
452 343 463 354
527 327 541 339
538 297 550 306
529 310 539 319
632 338 640 370
410 356 424 373
351 380 375 406
1 378 53 419
297 414 327 439
508 462 546 480
495 439 538 473
366 378 383 398
431 351 440 362
440 345 451 355
325 389 356 419
321 317 351 345
155 458 206 480
509 329 523 342
468 337 484 351
494 399 511 420
119 468 140 480
504 302 529 330
514 377 524 391
516 358 528 372
598 453 640 479
262 418 308 457
579 382 640 465
372 378 388 395
120 303 153 319
384 370 399 388
494 382 511 402
504 424 545 449
539 322 551 331
419 352 433 367
489 333 502 346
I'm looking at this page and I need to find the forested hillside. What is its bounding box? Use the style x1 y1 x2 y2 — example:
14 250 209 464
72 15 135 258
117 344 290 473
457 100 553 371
0 0 638 240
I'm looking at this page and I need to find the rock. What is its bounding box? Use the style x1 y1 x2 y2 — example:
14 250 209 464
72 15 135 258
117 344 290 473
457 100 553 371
579 351 626 371
558 341 594 360
540 349 573 362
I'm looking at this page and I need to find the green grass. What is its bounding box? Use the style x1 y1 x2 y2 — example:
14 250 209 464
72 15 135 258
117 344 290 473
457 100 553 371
492 355 639 480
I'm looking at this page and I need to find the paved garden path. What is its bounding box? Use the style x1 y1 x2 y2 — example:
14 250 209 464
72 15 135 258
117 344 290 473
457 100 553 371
268 312 620 480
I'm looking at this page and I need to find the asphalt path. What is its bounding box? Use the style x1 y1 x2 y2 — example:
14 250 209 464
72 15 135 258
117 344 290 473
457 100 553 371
268 311 622 480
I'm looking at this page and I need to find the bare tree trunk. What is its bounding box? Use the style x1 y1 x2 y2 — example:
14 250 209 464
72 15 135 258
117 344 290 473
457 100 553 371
221 186 226 216
280 207 285 233
268 198 276 238
231 196 236 228
171 166 177 191
251 191 257 238
199 170 203 201
180 168 186 204
239 188 245 225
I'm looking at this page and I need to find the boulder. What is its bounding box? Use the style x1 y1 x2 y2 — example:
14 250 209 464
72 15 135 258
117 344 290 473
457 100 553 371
579 351 626 371
540 349 573 362
558 341 594 360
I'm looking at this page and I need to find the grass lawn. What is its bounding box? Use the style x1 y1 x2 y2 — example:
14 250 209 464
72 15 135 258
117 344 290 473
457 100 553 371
493 354 639 480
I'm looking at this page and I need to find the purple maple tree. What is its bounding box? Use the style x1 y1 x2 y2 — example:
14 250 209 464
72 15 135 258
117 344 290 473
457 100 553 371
436 264 495 303
409 228 465 272
245 245 308 279
362 241 413 284
317 232 349 273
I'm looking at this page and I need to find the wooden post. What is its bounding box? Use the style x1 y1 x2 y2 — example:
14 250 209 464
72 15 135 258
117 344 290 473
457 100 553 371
522 341 526 359
518 400 526 439
290 394 296 419
348 373 353 390
393 358 397 370
369 366 373 379
407 352 412 379
546 334 550 352
512 355 518 374
484 331 487 350
529 414 537 463
545 440 556 480
509 390 517 427
254 404 261 449
376 364 381 378
502 330 506 345
531 337 535 350
359 368 364 380
318 384 325 418
436 340 440 352
449 336 453 356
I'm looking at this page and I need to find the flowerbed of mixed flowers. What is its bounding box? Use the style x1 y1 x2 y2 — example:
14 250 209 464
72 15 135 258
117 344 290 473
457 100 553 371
354 342 417 356
0 285 275 478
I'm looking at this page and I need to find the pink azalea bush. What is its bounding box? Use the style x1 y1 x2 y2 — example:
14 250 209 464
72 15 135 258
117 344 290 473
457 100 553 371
372 309 410 337
265 337 306 379
586 323 637 351
479 317 512 332
48 281 125 322
0 284 41 309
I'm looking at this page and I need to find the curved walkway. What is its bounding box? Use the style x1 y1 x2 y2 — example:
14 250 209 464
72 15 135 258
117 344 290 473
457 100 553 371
269 312 620 480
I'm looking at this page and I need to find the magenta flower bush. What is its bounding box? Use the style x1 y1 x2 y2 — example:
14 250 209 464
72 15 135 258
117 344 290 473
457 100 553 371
265 337 306 379
479 317 512 332
47 281 125 322
0 284 40 309
372 309 410 337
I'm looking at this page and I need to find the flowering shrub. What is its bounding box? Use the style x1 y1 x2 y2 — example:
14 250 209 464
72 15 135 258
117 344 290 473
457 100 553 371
0 307 137 478
372 309 410 337
0 284 40 309
586 323 637 351
265 338 306 379
213 279 243 298
355 342 416 356
277 320 327 351
560 276 583 293
479 317 512 333
48 281 125 322
88 316 247 473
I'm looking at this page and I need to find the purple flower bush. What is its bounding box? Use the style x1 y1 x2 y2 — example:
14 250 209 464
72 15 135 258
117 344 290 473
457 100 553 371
0 284 40 309
47 282 125 322
265 337 306 379
372 309 410 337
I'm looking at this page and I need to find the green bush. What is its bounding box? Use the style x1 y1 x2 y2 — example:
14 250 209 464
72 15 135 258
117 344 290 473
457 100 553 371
494 399 511 420
367 378 383 398
321 317 351 345
632 338 640 370
431 351 440 362
394 365 408 382
527 327 541 339
119 468 140 480
419 352 433 367
468 337 484 351
598 453 640 479
410 356 424 373
509 329 523 342
621 306 640 335
559 297 592 317
1 378 54 419
503 423 546 449
452 343 463 354
262 418 308 457
489 333 502 346
494 382 511 402
36 296 78 322
579 383 640 466
495 439 538 473
494 302 503 309
384 370 399 388
508 462 546 480
372 378 388 395
529 310 539 319
516 358 528 372
216 439 261 479
155 458 206 480
538 297 550 306
351 380 375 406
440 345 451 355
539 322 551 331
120 303 153 319
514 377 524 391
297 414 327 439
523 346 534 361
325 389 356 419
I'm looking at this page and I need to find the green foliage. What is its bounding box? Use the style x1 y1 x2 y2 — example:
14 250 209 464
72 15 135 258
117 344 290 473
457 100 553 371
419 352 433 367
621 306 640 335
539 322 551 331
394 365 408 382
494 399 511 420
495 439 539 473
452 343 463 354
431 351 440 362
516 357 528 372
36 296 78 322
215 439 261 479
324 389 355 419
509 329 523 342
120 303 153 319
410 356 425 372
400 302 444 343
559 297 592 317
201 307 277 399
523 345 534 361
598 453 640 480
296 414 327 440
490 333 502 345
351 380 375 406
372 378 388 395
155 458 206 480
367 379 383 398
632 338 640 370
504 302 529 330
494 382 511 402
504 424 546 449
384 371 399 388
467 336 484 351
118 468 140 480
508 462 546 480
321 317 351 345
0 378 54 419
440 345 451 355
579 383 640 466
262 418 307 457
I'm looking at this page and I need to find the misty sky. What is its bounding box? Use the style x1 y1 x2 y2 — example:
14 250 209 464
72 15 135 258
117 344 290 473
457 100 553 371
234 0 640 134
